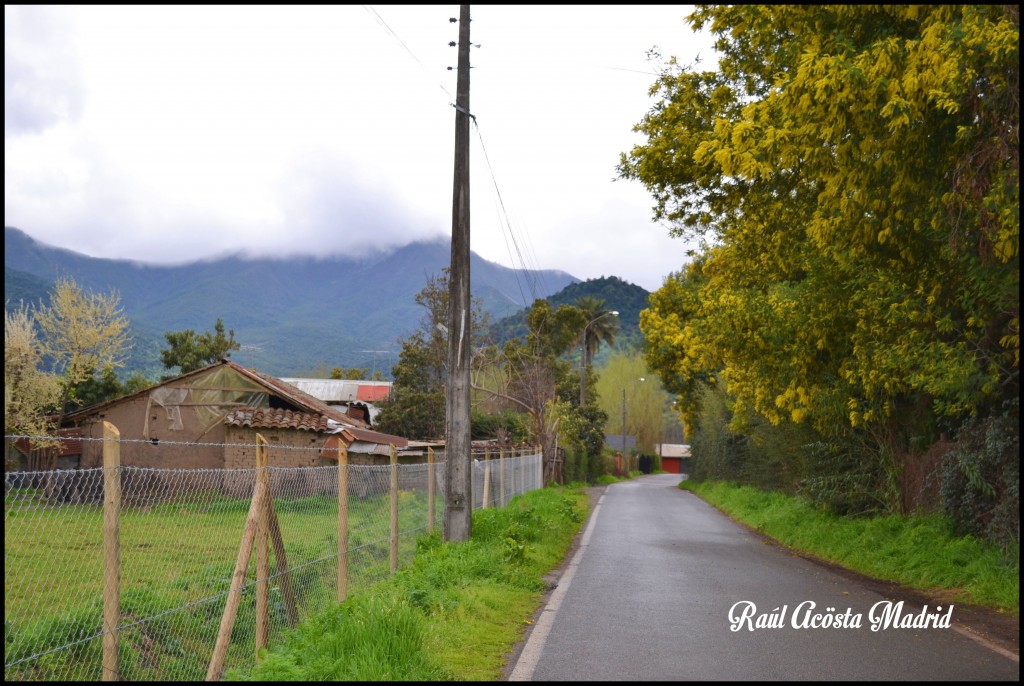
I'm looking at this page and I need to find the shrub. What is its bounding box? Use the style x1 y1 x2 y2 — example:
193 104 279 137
940 398 1019 549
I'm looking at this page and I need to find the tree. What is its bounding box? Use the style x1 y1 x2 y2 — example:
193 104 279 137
160 318 240 375
64 365 154 413
595 351 670 454
5 304 62 464
619 5 1018 511
576 296 618 358
375 269 490 440
575 295 620 406
375 333 447 439
469 299 585 483
34 277 133 412
330 367 368 380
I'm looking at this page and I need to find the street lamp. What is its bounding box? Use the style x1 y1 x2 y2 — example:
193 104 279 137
579 310 618 406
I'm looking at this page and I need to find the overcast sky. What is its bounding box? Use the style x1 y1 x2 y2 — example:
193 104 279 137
5 5 715 293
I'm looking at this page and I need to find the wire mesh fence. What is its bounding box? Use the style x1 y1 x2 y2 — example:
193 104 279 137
4 433 542 682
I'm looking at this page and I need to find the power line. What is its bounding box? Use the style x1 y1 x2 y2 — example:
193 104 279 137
362 6 569 308
362 5 454 103
470 120 538 306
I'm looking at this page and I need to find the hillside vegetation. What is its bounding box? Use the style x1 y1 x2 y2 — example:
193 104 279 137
4 227 578 377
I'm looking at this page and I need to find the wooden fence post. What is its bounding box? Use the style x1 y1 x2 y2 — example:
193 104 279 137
482 448 491 509
512 448 520 497
499 447 506 508
102 421 121 682
206 458 270 681
537 445 542 491
427 447 436 532
255 435 269 655
266 501 298 628
389 444 398 574
337 440 349 602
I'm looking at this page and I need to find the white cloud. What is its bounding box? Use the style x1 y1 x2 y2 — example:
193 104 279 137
4 5 84 135
4 5 713 290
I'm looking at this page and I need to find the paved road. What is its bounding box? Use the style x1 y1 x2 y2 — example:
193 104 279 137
507 474 1019 681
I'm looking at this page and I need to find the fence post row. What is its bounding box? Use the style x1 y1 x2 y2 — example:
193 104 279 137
16 427 548 682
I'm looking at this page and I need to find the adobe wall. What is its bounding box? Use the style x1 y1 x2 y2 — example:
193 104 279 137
76 394 225 470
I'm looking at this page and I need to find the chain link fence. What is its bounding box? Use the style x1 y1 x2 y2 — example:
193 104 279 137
4 434 542 681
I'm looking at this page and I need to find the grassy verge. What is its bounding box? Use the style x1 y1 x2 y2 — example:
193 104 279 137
227 485 589 681
682 479 1019 615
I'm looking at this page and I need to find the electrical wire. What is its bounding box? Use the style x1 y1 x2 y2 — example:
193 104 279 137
470 119 543 306
362 5 454 103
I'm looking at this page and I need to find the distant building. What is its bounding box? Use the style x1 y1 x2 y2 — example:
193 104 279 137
55 360 407 475
656 443 691 475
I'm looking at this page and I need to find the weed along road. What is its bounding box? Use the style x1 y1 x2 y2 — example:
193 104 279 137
506 474 1019 681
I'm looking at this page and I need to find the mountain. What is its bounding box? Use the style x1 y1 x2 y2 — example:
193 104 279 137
488 276 651 352
4 226 579 377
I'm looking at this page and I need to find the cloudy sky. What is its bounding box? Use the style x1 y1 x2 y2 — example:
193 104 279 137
5 5 715 292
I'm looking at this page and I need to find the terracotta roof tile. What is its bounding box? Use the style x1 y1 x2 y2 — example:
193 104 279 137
223 408 332 432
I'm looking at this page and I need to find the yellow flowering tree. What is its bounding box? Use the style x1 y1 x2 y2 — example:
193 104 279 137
620 6 1018 508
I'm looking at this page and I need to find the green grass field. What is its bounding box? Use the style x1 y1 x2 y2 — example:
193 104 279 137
4 486 437 681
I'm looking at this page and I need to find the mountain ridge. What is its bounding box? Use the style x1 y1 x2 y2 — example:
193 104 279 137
5 226 581 377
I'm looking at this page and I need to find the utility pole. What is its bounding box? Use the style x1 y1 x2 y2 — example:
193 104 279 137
445 4 472 542
621 388 627 475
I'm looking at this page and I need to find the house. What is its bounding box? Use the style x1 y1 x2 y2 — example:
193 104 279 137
59 360 409 478
7 427 84 472
656 443 691 475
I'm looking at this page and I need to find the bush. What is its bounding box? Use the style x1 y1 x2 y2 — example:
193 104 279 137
940 398 1019 549
470 410 530 442
689 383 750 483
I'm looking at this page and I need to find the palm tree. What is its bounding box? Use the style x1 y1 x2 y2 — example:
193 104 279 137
576 296 619 405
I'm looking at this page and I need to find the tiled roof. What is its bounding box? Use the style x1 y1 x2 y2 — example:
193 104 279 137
223 408 333 432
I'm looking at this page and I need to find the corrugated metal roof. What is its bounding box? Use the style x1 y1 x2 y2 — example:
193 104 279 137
357 383 391 402
279 378 392 403
342 424 407 447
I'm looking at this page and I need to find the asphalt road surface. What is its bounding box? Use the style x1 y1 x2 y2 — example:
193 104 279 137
506 474 1019 681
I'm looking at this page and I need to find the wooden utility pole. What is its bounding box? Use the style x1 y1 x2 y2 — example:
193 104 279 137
445 3 473 542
